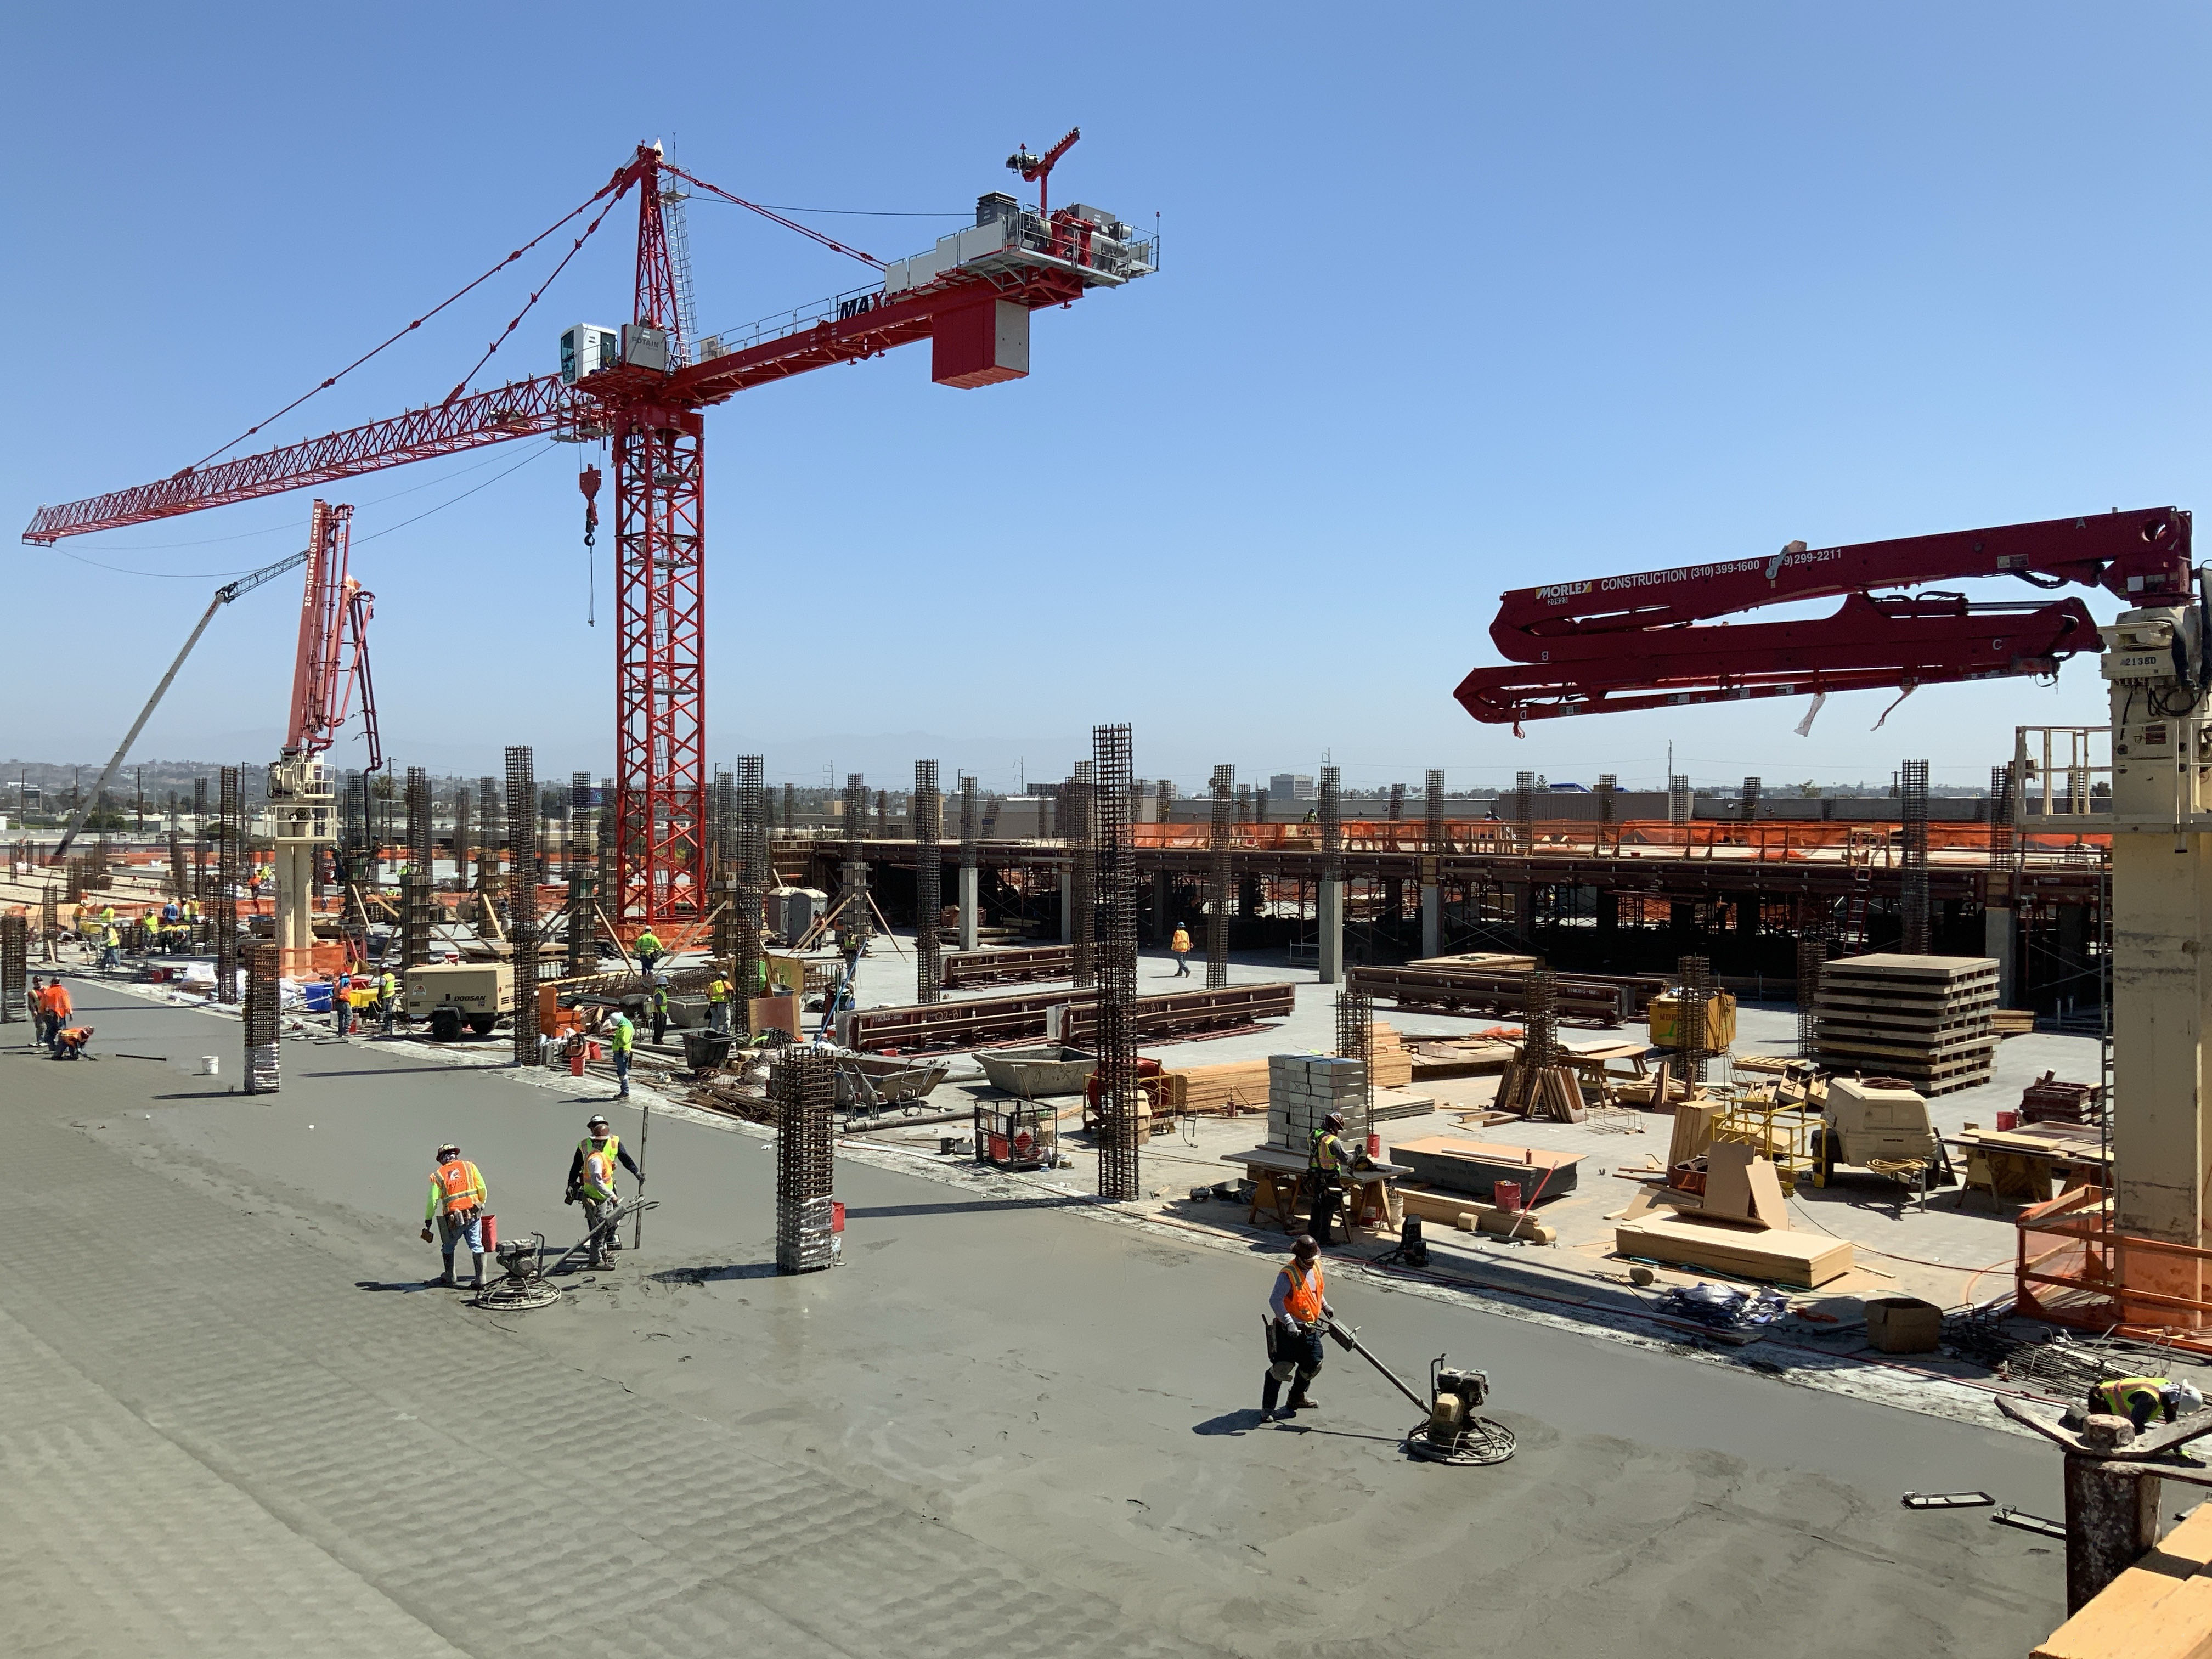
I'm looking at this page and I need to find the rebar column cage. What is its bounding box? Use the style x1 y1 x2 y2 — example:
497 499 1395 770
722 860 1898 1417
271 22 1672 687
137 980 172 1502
215 765 242 1003
167 831 187 900
708 767 737 972
400 766 433 969
1319 765 1342 883
41 885 58 961
1387 782 1405 823
840 773 870 951
1522 968 1559 1070
1677 953 1713 1086
505 747 540 1066
1900 758 1931 953
1795 919 1826 1062
958 775 978 871
1514 770 1535 850
0 913 25 1023
1597 773 1617 828
1424 770 1446 856
1093 724 1141 1201
773 1047 837 1273
568 772 600 975
1668 774 1692 826
1335 984 1374 1120
1742 775 1762 820
476 774 501 894
1207 764 1234 990
734 755 767 1010
243 940 280 1094
1069 762 1096 992
914 760 943 1004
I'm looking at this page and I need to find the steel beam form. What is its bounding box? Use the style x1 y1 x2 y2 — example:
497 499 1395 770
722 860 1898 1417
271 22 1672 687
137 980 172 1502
914 760 943 1004
1207 765 1233 989
1348 962 1661 1026
506 747 541 1066
941 944 1079 988
1093 724 1139 1201
842 980 1294 1055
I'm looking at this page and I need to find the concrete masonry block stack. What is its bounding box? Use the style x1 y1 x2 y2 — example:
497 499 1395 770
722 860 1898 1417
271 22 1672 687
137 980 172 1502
1267 1054 1369 1154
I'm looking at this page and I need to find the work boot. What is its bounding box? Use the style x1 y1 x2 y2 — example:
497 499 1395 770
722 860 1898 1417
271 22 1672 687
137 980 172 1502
471 1252 487 1291
1261 1375 1282 1417
1286 1387 1316 1412
430 1261 456 1288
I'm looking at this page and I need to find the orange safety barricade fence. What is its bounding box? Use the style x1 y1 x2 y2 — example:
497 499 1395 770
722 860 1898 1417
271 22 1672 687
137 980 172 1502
2016 1186 2212 1356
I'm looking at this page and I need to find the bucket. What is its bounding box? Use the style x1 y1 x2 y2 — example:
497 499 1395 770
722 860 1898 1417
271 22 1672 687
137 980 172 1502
1494 1180 1523 1213
199 1056 219 1077
831 1200 846 1233
1995 1110 2019 1133
569 1049 586 1077
1366 1132 1382 1158
303 982 332 1012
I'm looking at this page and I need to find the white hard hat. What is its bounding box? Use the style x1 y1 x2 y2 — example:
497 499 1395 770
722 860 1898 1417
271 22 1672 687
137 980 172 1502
2177 1381 2206 1414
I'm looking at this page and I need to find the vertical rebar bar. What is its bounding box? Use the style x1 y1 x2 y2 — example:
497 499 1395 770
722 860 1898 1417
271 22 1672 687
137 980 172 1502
1677 953 1712 1087
735 756 767 1015
1093 724 1141 1201
773 1047 837 1273
915 760 942 1004
215 765 241 1003
506 747 540 1066
569 773 600 975
244 940 280 1093
0 913 24 1023
1207 764 1234 989
1069 762 1096 991
1900 757 1931 953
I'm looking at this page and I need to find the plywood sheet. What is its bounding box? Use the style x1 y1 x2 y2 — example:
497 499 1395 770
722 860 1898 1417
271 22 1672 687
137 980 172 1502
1613 1212 1853 1286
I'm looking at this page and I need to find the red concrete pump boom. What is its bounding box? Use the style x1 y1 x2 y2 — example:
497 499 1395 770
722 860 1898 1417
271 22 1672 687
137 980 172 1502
286 499 381 771
1455 507 2193 728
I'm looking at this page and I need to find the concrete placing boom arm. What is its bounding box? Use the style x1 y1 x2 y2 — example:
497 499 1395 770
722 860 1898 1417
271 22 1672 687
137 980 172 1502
1457 507 2192 726
50 549 309 861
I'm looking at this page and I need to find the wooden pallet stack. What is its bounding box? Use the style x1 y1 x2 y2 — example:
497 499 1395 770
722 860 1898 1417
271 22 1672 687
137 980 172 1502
1811 953 1997 1096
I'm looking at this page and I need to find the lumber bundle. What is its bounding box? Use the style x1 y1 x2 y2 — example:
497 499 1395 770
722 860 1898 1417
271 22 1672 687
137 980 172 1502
1364 1022 1413 1089
1396 1186 1558 1243
1493 1053 1587 1122
1159 1058 1270 1114
1613 1211 1853 1287
1812 953 1997 1096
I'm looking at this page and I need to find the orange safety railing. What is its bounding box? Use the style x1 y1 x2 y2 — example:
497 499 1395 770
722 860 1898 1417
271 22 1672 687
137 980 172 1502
2016 1187 2212 1356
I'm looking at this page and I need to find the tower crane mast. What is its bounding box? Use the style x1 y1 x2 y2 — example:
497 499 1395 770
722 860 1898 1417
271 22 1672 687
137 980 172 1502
24 140 1154 939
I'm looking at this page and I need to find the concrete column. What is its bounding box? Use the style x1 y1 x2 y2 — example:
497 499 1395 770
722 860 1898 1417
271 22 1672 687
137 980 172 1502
1059 865 1073 943
1984 904 2016 1007
1420 884 1440 958
1152 869 1169 943
957 866 979 951
1318 877 1344 983
1511 883 1535 943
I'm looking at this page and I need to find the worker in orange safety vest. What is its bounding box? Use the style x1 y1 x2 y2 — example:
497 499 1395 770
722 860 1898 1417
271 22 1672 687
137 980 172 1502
1262 1234 1335 1419
421 1143 489 1289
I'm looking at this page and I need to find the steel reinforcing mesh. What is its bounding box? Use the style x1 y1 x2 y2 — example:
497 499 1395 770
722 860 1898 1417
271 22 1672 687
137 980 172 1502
774 1047 837 1272
506 747 540 1066
1093 724 1141 1201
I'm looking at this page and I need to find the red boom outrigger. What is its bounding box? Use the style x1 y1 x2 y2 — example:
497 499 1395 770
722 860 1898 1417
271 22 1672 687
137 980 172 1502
1455 507 2193 729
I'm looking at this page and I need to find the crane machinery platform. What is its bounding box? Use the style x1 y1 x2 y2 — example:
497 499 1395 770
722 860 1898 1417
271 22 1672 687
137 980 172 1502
24 133 1154 945
1457 504 2212 1347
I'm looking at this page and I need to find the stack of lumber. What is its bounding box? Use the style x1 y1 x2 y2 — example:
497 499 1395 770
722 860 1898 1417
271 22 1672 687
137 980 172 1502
2030 1494 2212 1658
1493 1052 1588 1121
2019 1069 2102 1125
1614 1142 1854 1286
1990 1007 2036 1036
1364 1022 1413 1088
1267 1054 1368 1153
1406 1035 1517 1078
1158 1058 1269 1114
1812 953 1998 1095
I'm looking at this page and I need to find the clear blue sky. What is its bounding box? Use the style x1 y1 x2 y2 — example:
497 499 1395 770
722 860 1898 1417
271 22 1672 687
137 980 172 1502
7 4 2208 798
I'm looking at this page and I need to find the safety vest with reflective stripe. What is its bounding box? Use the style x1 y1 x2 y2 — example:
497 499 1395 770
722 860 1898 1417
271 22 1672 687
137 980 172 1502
2092 1377 2170 1418
1279 1262 1325 1324
435 1159 484 1217
706 978 728 1005
579 1149 618 1203
1308 1128 1345 1173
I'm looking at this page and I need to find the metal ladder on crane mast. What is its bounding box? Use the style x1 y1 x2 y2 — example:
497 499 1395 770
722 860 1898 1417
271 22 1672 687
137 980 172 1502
1838 831 1877 952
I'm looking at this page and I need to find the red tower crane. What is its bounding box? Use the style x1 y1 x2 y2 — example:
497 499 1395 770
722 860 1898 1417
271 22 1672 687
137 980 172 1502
25 141 1154 939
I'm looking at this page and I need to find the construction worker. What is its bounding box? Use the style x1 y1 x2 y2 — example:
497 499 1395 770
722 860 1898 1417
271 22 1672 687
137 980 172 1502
1262 1234 1335 1418
706 970 731 1036
2087 1375 2206 1431
650 978 670 1046
99 924 121 973
420 1143 489 1289
566 1114 642 1268
330 970 352 1036
379 968 399 1033
608 1007 635 1098
26 975 46 1046
636 928 664 975
1170 923 1193 977
1306 1110 1350 1245
41 978 72 1052
53 1025 94 1060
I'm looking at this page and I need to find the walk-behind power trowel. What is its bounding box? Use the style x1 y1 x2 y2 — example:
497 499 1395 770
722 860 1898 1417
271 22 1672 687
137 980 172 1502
1325 1320 1516 1465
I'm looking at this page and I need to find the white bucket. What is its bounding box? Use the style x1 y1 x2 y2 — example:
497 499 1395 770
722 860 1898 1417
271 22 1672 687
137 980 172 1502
199 1056 219 1077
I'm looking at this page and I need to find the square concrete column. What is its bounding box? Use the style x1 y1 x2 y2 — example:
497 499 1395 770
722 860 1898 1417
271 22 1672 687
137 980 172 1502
957 866 979 951
1983 904 2015 1007
1420 883 1441 958
1318 877 1344 983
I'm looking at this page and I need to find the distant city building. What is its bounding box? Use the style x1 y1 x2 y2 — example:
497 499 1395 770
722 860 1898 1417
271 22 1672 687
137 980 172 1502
1269 774 1317 802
